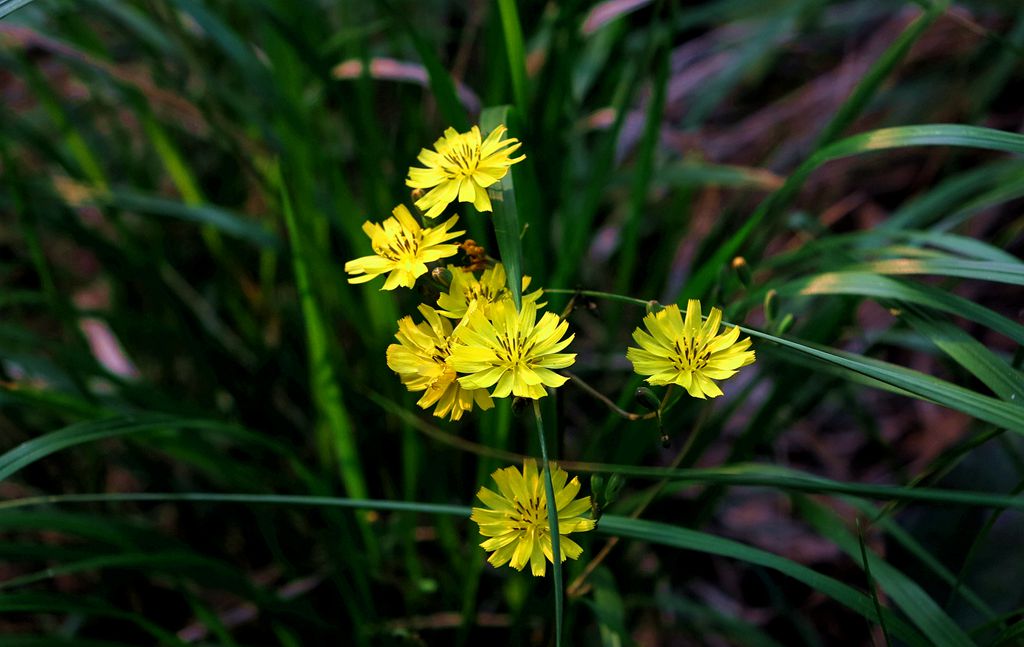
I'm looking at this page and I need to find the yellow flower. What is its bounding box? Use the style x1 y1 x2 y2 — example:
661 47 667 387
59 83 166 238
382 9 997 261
471 460 596 577
344 205 463 290
627 299 755 399
450 301 574 399
436 263 543 319
386 305 494 421
406 125 525 219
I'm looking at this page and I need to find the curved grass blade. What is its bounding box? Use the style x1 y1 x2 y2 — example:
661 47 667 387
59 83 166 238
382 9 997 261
813 4 942 148
0 0 36 20
596 515 929 645
0 492 471 517
0 592 187 645
736 324 1024 432
681 124 1024 300
797 497 975 647
277 168 367 499
775 272 1024 346
576 462 1024 511
853 502 1000 626
103 188 280 249
846 258 1024 285
902 305 1024 402
0 414 318 486
0 416 228 483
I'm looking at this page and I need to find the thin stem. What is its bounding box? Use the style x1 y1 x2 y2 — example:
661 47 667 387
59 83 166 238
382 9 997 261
544 288 651 308
563 371 657 421
567 403 712 597
0 492 471 516
533 399 563 647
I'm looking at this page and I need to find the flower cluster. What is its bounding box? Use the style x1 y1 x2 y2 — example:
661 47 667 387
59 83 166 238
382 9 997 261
343 122 757 581
345 124 569 421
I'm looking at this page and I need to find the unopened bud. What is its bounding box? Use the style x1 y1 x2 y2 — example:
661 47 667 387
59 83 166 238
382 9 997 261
411 188 425 200
764 289 778 323
774 312 794 335
635 387 660 412
512 397 529 417
590 474 606 501
645 300 664 315
431 266 453 288
605 474 625 505
731 256 752 287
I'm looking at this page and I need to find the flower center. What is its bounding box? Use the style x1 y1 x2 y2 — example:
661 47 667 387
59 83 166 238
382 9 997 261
673 336 711 372
441 138 480 179
510 496 548 533
375 229 421 262
495 331 537 369
466 282 502 304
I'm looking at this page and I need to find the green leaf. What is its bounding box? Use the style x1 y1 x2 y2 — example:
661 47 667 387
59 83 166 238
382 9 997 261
846 258 1024 285
481 105 524 309
736 324 1024 432
777 272 1024 345
104 188 280 249
497 0 529 115
796 497 976 647
277 166 368 499
0 0 37 20
681 124 1024 300
596 515 929 645
901 305 1024 402
534 400 563 647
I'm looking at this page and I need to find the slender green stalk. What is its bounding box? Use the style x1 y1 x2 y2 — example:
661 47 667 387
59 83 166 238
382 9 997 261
0 492 471 516
533 399 563 647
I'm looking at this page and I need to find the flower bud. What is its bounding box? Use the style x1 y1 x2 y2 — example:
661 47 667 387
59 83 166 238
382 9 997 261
774 312 794 335
431 266 453 288
645 300 664 315
731 256 752 287
512 396 529 417
605 473 625 505
764 289 778 323
635 387 661 412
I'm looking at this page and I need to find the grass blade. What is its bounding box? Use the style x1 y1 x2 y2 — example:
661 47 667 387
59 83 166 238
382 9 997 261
277 167 368 499
797 497 975 647
481 105 524 307
681 124 1024 300
596 515 929 645
496 0 529 116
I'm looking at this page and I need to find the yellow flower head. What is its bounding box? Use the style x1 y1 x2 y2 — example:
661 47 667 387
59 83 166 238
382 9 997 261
386 305 494 421
471 460 596 577
436 263 543 319
627 299 755 399
406 125 525 219
450 301 574 400
344 205 463 290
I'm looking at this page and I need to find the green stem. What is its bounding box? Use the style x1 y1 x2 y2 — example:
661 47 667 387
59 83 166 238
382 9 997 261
0 492 470 516
533 399 563 647
544 288 651 308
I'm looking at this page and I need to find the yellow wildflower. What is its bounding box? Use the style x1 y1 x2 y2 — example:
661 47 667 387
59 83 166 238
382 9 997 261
436 263 543 319
471 460 596 577
450 301 574 399
627 299 755 399
406 125 525 218
386 305 493 421
344 205 463 290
